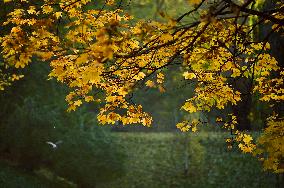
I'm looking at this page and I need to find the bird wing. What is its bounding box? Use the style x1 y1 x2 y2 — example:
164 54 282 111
46 141 56 148
55 140 63 145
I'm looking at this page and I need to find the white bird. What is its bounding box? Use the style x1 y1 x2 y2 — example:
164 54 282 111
46 140 63 149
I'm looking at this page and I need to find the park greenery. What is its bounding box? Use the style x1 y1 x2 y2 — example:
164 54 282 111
0 0 283 187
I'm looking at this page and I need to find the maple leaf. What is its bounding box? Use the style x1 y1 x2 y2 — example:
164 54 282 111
55 12 62 19
182 102 197 113
106 0 115 6
74 100 82 107
243 134 253 144
145 80 155 88
183 71 196 80
85 96 94 102
27 6 36 14
192 127 197 132
42 5 53 14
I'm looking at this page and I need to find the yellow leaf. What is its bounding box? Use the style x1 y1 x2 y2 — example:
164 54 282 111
27 6 36 14
216 117 223 122
85 96 94 102
158 85 166 93
145 80 155 88
76 54 88 64
74 100 82 107
183 71 196 79
160 33 173 42
106 0 115 6
55 12 62 19
243 134 253 144
42 5 53 14
182 102 197 113
157 72 164 83
188 0 202 5
11 74 24 81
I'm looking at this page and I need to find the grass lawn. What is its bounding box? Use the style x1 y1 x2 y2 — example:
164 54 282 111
100 132 278 188
0 132 279 188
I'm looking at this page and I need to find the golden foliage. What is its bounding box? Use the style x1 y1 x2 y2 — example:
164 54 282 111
254 116 284 173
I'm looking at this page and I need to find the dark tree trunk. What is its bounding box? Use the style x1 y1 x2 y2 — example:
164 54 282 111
232 77 252 131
